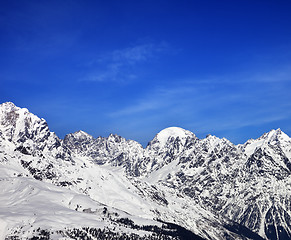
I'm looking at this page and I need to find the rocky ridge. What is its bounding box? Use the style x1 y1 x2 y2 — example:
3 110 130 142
0 102 290 240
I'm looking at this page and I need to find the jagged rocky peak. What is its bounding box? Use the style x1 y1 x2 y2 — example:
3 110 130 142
261 128 291 145
203 134 231 146
104 133 144 154
65 130 94 142
242 128 291 157
0 101 49 141
0 101 17 111
0 102 69 159
63 130 144 169
74 130 93 138
252 128 290 144
107 133 125 143
63 130 95 156
195 134 236 156
0 101 41 122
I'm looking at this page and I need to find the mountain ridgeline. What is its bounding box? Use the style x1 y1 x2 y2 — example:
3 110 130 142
0 102 290 240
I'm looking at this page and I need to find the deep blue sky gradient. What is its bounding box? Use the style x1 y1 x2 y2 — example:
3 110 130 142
1 0 291 146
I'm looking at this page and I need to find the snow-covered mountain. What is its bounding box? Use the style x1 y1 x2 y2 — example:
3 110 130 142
0 102 290 240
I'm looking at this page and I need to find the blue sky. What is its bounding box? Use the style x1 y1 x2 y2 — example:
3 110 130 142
1 0 291 146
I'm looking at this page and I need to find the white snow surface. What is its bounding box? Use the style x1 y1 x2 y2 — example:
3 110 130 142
0 174 157 239
155 126 196 146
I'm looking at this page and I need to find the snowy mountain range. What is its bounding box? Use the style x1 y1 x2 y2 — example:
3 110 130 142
0 102 290 240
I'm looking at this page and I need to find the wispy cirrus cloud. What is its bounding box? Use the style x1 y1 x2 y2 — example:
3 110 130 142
111 43 166 64
108 86 196 117
180 64 291 86
81 42 169 83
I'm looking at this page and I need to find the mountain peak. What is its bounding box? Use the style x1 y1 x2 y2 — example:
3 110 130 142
259 128 290 143
0 101 18 112
242 128 291 157
0 101 43 133
64 130 94 143
1 101 16 106
74 130 93 138
204 134 227 144
154 127 196 146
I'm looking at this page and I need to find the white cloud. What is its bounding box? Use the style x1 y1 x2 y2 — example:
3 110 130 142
108 85 197 117
112 44 155 64
81 42 169 83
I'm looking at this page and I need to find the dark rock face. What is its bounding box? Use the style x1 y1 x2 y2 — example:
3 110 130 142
63 130 144 175
265 205 291 240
